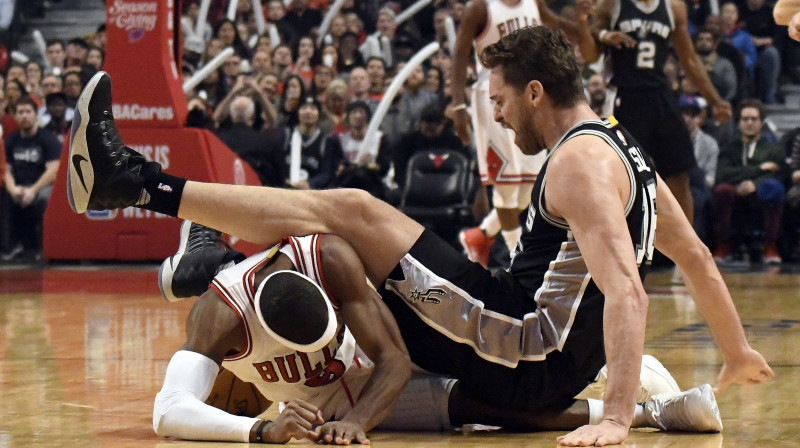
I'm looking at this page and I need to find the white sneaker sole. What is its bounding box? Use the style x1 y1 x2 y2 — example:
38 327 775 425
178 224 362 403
67 70 108 214
158 220 192 302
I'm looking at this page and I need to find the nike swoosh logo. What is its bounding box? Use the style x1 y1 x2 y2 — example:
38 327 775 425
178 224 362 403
72 154 90 193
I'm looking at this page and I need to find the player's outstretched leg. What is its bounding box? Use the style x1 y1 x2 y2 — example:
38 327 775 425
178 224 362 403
68 71 424 284
159 221 245 302
67 71 161 214
643 384 722 433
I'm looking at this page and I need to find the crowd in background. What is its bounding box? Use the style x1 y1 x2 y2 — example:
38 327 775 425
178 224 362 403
1 0 800 266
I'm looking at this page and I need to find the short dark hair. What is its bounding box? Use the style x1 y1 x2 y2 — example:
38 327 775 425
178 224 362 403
67 37 90 50
14 96 38 113
480 26 585 108
420 104 444 123
46 38 64 49
738 98 766 121
695 27 720 42
346 100 372 121
257 271 331 347
366 56 386 69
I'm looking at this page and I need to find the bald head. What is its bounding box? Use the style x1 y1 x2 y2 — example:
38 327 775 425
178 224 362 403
230 95 255 125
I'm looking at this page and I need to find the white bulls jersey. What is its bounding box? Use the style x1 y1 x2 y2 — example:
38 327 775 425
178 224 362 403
473 0 541 79
210 234 374 419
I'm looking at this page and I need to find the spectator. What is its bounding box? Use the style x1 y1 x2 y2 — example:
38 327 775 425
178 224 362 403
62 70 83 109
337 31 364 74
739 0 782 103
360 7 397 66
283 0 323 38
327 100 391 198
6 64 24 84
694 28 739 103
720 2 758 77
218 95 283 186
266 0 295 45
273 74 306 130
181 0 213 59
214 76 277 131
433 8 452 44
392 104 468 190
319 44 339 72
2 96 61 261
24 61 43 98
344 12 366 41
219 52 244 97
310 65 335 105
41 91 71 143
712 99 787 263
64 37 89 72
585 73 611 118
272 96 341 189
430 47 452 78
271 43 294 81
322 78 348 134
291 35 316 88
680 95 719 245
201 37 225 66
44 39 65 75
320 13 347 47
250 50 272 78
397 64 439 136
214 18 250 59
348 66 377 109
2 78 25 136
365 56 386 101
425 66 443 97
91 24 107 51
86 46 104 72
257 72 281 106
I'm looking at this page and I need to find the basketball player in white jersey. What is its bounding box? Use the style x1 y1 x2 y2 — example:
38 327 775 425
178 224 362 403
451 0 577 266
69 39 772 445
154 230 457 444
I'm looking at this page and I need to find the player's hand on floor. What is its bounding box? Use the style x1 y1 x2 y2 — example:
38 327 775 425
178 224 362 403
557 420 629 447
715 347 774 394
267 399 324 443
315 420 370 445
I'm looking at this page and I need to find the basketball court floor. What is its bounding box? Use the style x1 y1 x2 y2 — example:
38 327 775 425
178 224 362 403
0 263 798 447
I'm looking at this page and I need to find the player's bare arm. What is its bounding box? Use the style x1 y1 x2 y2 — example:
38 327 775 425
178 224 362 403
450 0 487 144
546 136 648 446
536 0 582 42
774 0 800 24
315 234 412 444
651 174 775 394
669 0 732 122
576 0 636 63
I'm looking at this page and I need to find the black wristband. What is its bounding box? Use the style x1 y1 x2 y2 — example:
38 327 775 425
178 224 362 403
255 419 271 443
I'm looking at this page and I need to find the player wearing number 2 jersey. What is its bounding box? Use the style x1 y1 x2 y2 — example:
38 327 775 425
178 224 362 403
577 0 732 230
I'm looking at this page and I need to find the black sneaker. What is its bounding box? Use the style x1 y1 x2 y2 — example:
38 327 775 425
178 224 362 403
158 220 245 302
67 71 161 214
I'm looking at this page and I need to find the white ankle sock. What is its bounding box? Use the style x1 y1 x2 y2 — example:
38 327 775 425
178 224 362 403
587 399 604 425
480 209 501 237
501 227 522 253
588 400 652 428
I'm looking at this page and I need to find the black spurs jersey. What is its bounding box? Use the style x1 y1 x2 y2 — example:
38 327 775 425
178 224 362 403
509 118 658 305
608 0 675 89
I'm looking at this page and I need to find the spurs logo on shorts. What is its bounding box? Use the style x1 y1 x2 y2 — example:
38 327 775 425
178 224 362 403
409 287 446 304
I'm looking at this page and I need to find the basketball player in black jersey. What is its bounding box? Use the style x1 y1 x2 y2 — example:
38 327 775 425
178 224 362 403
68 27 772 446
575 0 732 238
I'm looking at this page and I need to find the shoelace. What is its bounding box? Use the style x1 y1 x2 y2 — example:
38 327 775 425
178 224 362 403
186 225 224 253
